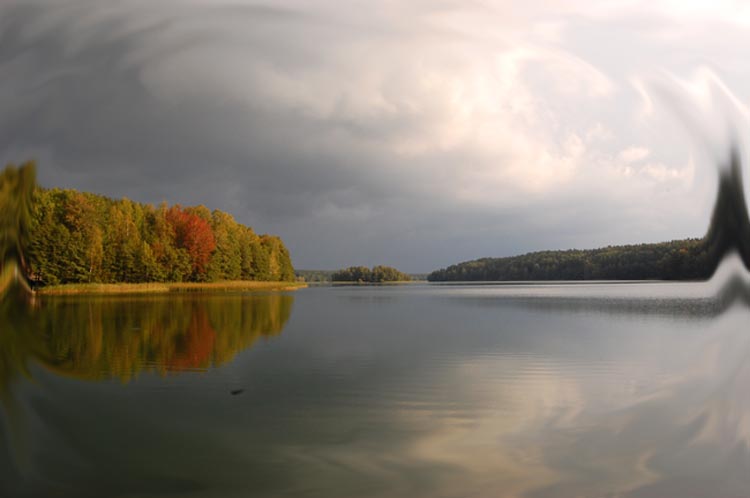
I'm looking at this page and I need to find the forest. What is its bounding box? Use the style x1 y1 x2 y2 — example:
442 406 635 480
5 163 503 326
428 239 714 281
2 161 295 285
30 189 296 285
332 265 412 282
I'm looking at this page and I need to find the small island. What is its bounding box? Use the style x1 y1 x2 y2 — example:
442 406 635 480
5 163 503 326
331 265 412 283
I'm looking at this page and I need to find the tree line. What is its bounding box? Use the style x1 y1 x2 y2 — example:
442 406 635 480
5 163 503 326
332 265 411 282
428 239 717 281
2 161 295 285
29 188 296 285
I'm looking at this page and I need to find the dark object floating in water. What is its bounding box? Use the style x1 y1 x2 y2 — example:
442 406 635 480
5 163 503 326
230 389 245 395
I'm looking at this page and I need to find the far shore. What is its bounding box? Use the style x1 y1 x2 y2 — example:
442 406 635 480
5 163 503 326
324 280 423 285
305 280 427 287
35 280 307 296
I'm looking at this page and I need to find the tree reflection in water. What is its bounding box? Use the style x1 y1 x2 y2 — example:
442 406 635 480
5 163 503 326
0 292 294 389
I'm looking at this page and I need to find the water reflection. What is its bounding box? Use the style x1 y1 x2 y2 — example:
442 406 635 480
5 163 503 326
413 307 750 498
325 287 750 497
0 292 294 388
217 284 750 498
5 284 750 497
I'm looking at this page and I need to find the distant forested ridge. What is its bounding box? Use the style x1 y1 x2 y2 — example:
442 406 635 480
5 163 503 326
428 239 714 282
428 148 750 283
332 265 411 282
28 187 295 285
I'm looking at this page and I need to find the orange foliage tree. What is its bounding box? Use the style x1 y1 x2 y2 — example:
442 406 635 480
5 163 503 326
166 206 216 280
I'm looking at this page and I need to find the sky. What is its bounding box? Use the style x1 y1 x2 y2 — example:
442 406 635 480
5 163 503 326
3 0 750 272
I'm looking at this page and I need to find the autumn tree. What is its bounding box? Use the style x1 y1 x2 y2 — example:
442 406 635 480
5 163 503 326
166 206 216 281
150 202 190 282
18 166 297 285
207 210 243 281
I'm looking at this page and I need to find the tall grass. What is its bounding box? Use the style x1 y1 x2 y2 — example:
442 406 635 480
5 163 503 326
36 281 306 296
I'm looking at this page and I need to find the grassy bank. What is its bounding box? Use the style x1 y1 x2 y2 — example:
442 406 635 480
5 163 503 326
36 280 307 296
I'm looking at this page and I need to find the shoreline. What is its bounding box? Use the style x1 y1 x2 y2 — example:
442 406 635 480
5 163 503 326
328 280 421 285
35 281 307 296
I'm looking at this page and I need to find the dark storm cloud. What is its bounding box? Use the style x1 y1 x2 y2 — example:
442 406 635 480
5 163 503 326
0 0 740 271
0 2 372 200
0 1 405 234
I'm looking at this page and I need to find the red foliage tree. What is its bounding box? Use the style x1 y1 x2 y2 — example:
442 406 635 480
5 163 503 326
166 205 216 279
166 304 217 371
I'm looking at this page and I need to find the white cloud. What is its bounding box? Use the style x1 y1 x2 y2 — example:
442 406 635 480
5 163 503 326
619 146 650 163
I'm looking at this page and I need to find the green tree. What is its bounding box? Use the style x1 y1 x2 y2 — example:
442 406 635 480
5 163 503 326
207 210 243 281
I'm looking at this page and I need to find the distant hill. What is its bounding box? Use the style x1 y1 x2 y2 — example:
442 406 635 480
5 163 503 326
428 239 711 281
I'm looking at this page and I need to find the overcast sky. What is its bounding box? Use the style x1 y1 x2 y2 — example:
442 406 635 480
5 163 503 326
3 1 750 272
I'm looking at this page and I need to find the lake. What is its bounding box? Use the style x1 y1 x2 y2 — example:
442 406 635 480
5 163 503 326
2 281 749 497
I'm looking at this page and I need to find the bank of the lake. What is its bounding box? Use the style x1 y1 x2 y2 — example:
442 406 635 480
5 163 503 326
35 280 306 296
329 280 422 285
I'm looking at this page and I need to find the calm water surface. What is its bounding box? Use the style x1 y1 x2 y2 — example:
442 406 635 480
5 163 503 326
2 282 749 497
